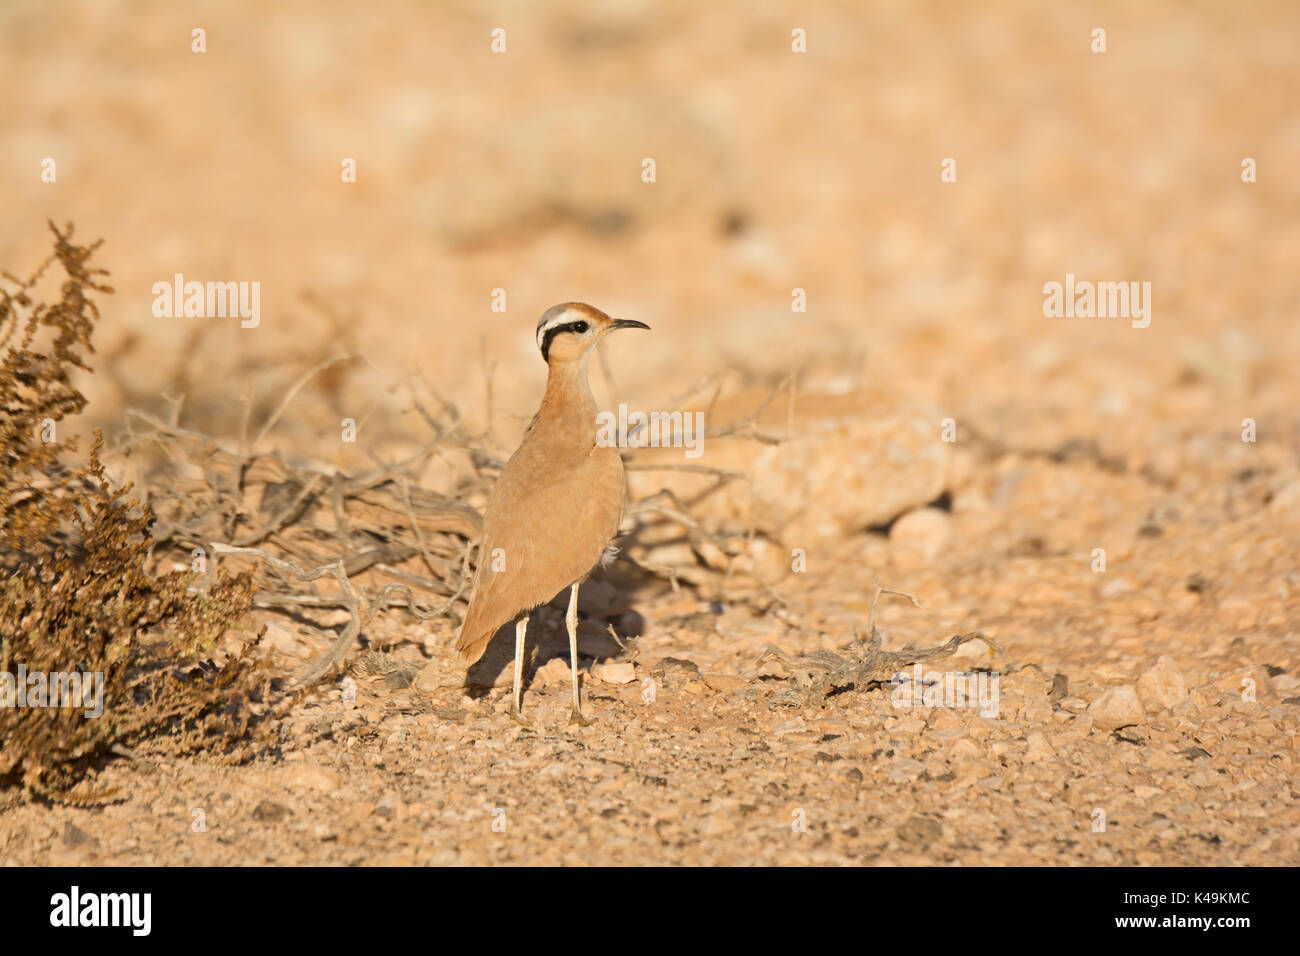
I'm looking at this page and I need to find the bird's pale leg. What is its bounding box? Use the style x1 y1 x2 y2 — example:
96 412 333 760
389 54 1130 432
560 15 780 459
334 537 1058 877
567 582 596 726
509 615 531 726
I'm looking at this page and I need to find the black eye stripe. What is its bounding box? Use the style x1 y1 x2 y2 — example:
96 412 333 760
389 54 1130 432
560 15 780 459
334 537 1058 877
540 320 591 362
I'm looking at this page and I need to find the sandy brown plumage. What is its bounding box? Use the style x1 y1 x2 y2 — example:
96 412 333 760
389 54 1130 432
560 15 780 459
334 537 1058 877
453 304 648 723
454 360 625 665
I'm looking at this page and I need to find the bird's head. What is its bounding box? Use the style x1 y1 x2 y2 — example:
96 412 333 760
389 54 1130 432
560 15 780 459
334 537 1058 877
535 302 650 366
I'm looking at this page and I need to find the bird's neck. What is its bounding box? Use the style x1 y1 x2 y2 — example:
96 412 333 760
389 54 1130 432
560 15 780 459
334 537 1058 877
536 356 598 440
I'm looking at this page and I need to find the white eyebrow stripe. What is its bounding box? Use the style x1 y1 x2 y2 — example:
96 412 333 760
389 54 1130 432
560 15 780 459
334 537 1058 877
536 312 574 349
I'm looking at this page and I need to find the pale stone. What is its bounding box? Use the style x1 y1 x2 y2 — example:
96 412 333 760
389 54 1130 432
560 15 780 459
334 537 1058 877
531 656 573 689
590 660 637 685
413 660 452 692
1024 732 1055 763
1272 674 1300 696
1136 656 1189 709
279 764 340 793
701 672 747 692
889 507 952 558
953 637 995 662
1088 686 1145 731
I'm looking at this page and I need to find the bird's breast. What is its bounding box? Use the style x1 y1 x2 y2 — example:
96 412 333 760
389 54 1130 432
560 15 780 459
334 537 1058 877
482 426 626 570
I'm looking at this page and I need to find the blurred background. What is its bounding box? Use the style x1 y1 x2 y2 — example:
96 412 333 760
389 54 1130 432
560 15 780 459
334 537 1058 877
3 0 1297 467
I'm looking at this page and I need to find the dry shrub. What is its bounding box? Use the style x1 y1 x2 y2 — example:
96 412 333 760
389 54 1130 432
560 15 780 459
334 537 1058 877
0 222 270 800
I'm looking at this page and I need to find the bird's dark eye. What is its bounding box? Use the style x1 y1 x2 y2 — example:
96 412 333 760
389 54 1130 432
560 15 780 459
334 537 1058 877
572 321 589 333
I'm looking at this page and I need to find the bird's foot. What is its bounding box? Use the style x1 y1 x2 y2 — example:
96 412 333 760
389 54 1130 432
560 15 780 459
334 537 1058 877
508 707 532 729
569 707 598 727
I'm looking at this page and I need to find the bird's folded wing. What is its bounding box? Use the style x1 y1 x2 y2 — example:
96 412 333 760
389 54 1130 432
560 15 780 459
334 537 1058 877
454 454 624 665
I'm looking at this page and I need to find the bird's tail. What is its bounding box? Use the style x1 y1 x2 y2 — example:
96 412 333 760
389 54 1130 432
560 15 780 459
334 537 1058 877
454 621 494 668
453 552 492 666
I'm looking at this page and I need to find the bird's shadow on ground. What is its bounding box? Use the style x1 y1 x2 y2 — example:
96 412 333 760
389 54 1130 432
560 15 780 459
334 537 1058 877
462 562 654 700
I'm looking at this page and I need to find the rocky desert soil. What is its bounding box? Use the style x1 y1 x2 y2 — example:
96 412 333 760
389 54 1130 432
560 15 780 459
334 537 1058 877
1 0 1297 865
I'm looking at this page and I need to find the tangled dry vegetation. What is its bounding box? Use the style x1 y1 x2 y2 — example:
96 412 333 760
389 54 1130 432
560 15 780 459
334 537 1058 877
0 224 268 802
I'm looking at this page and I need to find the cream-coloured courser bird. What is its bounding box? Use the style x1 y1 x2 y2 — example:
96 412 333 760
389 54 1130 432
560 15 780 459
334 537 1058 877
455 303 649 725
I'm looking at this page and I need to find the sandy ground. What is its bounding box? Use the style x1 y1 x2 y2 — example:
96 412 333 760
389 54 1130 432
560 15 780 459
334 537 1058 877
1 0 1298 865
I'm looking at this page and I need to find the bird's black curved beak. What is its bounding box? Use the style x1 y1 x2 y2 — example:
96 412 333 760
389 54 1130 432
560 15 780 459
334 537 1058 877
610 319 651 331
